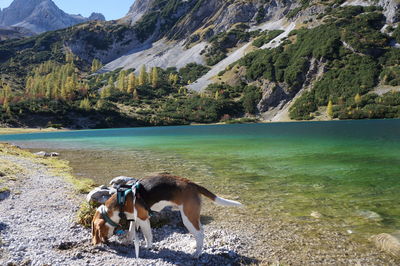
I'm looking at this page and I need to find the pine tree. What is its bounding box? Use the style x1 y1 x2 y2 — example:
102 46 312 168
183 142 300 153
151 67 159 88
354 93 361 108
101 86 111 98
138 65 147 86
4 84 11 99
65 51 74 63
168 73 178 86
327 100 333 118
79 98 91 111
95 99 104 109
133 88 139 100
3 97 11 115
127 73 136 93
91 58 102 73
108 76 115 89
117 70 127 91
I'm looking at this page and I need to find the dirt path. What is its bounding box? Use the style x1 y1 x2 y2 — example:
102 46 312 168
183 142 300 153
0 154 253 265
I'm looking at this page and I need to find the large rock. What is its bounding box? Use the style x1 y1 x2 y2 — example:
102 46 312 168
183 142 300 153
109 176 137 188
370 233 400 258
86 185 115 204
87 176 137 204
379 0 400 23
0 189 10 201
34 151 59 157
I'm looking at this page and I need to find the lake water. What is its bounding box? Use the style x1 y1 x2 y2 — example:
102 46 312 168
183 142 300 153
1 119 399 239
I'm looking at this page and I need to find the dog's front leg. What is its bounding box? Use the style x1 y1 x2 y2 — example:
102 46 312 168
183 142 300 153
127 221 135 244
138 218 153 249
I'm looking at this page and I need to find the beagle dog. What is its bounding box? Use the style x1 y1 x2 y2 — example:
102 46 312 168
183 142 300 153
91 173 242 258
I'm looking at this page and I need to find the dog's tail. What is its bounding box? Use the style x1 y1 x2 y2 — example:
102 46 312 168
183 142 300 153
194 183 242 207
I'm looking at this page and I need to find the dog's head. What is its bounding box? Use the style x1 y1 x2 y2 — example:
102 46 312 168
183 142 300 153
91 193 142 245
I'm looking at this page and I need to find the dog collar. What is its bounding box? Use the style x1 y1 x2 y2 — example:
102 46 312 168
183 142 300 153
99 205 119 228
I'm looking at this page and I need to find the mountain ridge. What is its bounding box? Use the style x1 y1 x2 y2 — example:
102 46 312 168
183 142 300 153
0 0 400 128
0 0 105 34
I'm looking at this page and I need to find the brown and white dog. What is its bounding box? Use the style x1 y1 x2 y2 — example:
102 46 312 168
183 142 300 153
91 173 242 258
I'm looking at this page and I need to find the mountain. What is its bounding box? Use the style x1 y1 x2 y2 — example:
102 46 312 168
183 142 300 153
0 0 400 129
0 26 35 41
0 0 105 33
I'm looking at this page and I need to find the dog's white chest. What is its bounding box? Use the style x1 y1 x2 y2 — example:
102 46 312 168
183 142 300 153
150 200 176 212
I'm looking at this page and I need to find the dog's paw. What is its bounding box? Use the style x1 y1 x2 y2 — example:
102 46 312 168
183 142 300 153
191 252 202 259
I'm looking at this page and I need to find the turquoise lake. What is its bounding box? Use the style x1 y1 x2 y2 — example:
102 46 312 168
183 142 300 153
1 119 399 238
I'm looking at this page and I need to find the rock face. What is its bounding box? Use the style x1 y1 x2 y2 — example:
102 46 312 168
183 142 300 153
0 0 105 33
379 0 400 23
0 26 35 40
122 0 156 26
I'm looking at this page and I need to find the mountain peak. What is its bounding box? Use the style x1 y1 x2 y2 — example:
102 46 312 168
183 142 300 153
0 0 105 33
89 12 106 21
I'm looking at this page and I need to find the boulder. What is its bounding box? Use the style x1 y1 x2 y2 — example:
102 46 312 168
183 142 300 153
34 151 59 157
0 189 10 201
87 176 137 204
356 210 383 222
370 233 400 258
310 211 323 219
86 186 115 204
109 176 137 188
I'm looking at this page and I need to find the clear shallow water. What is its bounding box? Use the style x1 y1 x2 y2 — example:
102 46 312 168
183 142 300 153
1 120 399 237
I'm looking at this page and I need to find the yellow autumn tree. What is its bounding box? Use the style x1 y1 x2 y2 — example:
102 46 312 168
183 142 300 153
100 85 111 98
127 73 136 93
354 93 361 108
117 70 127 91
168 73 178 86
327 100 333 118
108 76 115 90
138 65 147 86
91 58 102 73
79 98 91 111
151 67 159 88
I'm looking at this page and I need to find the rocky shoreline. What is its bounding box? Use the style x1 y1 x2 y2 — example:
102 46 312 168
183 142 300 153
0 150 255 265
0 145 400 265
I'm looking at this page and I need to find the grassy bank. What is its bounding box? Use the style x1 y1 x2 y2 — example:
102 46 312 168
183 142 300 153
0 127 66 135
0 143 94 193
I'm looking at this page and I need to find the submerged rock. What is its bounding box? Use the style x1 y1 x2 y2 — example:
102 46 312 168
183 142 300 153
370 233 400 258
356 210 383 222
310 211 323 219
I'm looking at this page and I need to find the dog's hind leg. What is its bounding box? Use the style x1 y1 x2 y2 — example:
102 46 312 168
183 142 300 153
179 203 204 258
138 218 153 249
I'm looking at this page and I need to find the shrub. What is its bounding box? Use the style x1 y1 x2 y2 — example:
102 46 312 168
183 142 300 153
77 201 99 228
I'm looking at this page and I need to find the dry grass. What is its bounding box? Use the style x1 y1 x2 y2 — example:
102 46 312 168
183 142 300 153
77 201 99 228
0 142 95 194
0 158 25 193
0 127 64 135
0 143 35 158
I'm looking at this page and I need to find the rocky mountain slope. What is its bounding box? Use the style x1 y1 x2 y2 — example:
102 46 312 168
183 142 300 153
0 0 105 34
0 26 35 41
0 0 400 128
